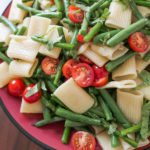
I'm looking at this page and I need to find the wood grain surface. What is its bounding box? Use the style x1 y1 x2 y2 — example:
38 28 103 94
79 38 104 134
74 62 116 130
0 106 44 150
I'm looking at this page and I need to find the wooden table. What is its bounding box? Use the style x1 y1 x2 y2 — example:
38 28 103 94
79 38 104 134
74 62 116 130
0 107 44 150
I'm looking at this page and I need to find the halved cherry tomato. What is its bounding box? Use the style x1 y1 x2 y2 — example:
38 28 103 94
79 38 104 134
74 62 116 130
68 5 84 23
42 56 59 75
77 27 91 43
92 65 109 87
0 59 3 64
62 59 79 79
72 63 94 87
23 84 42 103
8 79 25 97
128 32 149 52
79 55 93 65
71 131 96 150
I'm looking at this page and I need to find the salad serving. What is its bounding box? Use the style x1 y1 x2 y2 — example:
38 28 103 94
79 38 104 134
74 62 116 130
0 0 150 149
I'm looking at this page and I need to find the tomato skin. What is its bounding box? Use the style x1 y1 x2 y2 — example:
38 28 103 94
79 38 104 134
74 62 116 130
62 59 79 79
79 55 93 65
128 32 149 52
77 27 91 43
72 63 94 87
23 84 42 104
8 79 25 97
92 65 109 87
41 56 59 75
68 5 84 23
71 131 96 150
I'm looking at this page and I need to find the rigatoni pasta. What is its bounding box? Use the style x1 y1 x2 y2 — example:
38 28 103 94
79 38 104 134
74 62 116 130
9 59 38 78
112 56 137 81
117 89 143 124
7 36 40 62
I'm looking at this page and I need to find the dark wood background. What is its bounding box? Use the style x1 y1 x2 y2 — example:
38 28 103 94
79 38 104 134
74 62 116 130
0 106 44 150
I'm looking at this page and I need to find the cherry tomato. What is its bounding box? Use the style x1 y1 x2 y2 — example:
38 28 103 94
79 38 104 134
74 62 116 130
71 131 96 150
42 56 59 75
79 55 93 65
92 65 109 87
23 84 42 104
72 63 94 87
77 27 91 43
68 5 84 23
62 59 79 79
128 32 149 52
8 79 25 97
0 59 3 64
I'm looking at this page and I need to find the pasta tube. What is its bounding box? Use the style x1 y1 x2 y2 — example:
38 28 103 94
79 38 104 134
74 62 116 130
7 36 40 62
8 0 33 23
9 59 38 77
54 78 94 114
117 89 144 124
105 1 132 29
112 56 137 81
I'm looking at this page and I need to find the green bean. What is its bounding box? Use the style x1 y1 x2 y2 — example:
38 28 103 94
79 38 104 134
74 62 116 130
47 80 57 92
61 126 71 144
143 50 150 62
31 35 74 50
22 0 33 2
84 8 109 42
22 78 32 86
55 107 102 126
43 105 52 120
16 26 27 35
62 18 80 27
99 96 113 121
111 134 120 147
33 0 40 10
115 130 138 148
65 120 87 127
140 102 150 141
0 46 8 52
70 27 79 58
140 29 150 35
129 0 143 19
135 132 141 143
54 0 64 12
74 127 92 133
107 18 148 47
54 59 64 85
17 4 42 14
35 65 43 75
93 30 121 44
51 94 66 107
33 117 64 127
105 51 137 72
0 16 18 34
100 0 112 9
36 12 62 19
0 52 12 64
41 96 55 112
89 108 105 118
80 0 89 4
136 1 150 7
57 27 66 43
121 123 142 136
99 89 131 129
80 0 106 35
63 0 70 18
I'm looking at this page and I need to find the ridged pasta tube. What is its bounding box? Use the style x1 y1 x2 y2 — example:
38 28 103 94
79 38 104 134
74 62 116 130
20 98 43 113
112 56 137 81
0 62 16 88
117 89 144 124
91 42 128 60
98 80 136 89
0 23 11 44
27 16 51 36
7 36 40 63
9 59 38 77
8 0 33 23
105 1 132 29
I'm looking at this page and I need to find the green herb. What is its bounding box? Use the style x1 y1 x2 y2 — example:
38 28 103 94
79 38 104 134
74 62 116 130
25 82 41 98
